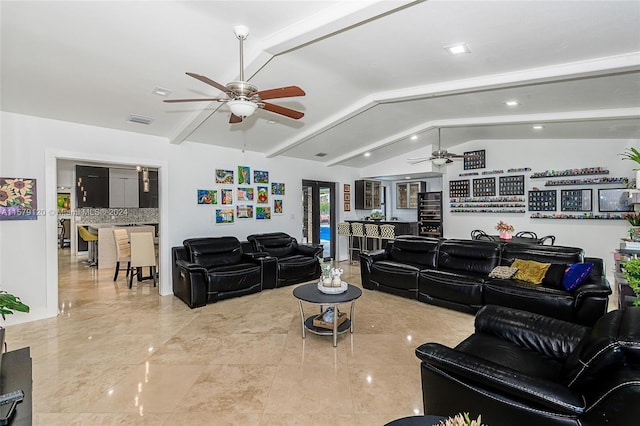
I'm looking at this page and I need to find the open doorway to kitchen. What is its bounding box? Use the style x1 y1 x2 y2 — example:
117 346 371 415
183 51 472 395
302 180 336 259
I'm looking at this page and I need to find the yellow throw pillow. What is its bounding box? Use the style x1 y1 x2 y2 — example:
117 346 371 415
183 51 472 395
511 259 551 285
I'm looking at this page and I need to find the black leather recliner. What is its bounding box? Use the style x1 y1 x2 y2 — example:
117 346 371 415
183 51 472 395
247 232 323 287
172 236 276 308
415 305 640 426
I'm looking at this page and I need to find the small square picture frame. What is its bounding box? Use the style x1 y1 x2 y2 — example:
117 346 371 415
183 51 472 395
344 183 351 193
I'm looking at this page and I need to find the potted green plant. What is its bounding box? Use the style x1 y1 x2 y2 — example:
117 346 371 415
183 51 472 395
0 290 29 321
620 147 640 189
622 258 640 306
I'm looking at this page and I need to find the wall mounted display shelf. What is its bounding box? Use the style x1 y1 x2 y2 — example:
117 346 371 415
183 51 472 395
473 177 496 197
459 172 479 177
499 175 525 196
530 213 626 220
544 177 628 186
530 167 609 179
528 189 557 211
463 149 485 170
449 180 470 198
481 169 504 175
561 189 592 212
507 167 532 173
450 196 526 214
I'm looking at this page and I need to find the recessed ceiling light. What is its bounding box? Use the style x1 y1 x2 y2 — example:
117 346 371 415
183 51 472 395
315 152 327 157
151 87 171 97
364 152 371 157
405 176 411 179
410 135 418 141
266 120 277 124
444 43 471 55
505 100 519 107
533 125 545 130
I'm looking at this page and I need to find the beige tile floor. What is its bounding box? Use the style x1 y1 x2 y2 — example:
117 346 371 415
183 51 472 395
7 251 483 425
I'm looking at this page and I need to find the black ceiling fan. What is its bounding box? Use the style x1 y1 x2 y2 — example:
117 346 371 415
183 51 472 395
164 25 305 124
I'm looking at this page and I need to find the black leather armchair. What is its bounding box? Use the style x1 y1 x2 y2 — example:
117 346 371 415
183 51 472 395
247 232 322 287
415 305 640 426
172 236 276 308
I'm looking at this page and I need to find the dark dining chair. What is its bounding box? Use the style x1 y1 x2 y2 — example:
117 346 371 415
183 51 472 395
514 231 538 239
539 235 556 245
471 229 491 240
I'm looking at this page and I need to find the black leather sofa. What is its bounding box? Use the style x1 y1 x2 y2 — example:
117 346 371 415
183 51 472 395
360 236 610 326
172 236 276 308
415 305 640 425
247 232 323 288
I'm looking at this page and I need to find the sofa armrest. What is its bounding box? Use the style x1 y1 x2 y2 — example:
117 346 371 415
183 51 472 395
174 259 209 308
296 244 323 258
474 305 590 360
359 249 387 290
241 253 277 290
415 342 585 415
242 252 271 261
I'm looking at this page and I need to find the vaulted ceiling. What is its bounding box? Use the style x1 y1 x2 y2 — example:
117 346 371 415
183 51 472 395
2 1 639 169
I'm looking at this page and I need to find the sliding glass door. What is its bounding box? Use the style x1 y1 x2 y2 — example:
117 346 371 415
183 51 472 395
302 180 336 259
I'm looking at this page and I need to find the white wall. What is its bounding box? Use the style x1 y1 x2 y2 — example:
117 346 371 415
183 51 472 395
0 112 360 325
436 138 639 272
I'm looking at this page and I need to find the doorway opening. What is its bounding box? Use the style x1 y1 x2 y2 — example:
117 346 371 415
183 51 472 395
302 180 336 259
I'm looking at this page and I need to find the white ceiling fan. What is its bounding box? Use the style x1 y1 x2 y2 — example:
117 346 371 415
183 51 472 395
164 25 305 124
407 128 477 166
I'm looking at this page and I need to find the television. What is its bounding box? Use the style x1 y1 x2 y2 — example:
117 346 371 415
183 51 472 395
598 188 633 212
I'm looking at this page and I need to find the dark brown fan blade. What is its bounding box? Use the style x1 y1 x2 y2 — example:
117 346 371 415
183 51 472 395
261 102 304 119
229 114 243 124
446 158 454 164
163 98 224 103
255 86 305 100
185 72 233 95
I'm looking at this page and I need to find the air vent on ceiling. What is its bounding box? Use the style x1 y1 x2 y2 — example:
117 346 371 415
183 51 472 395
128 114 154 125
315 152 327 157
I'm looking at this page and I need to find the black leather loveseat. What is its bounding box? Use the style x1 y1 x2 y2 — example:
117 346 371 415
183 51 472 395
247 232 323 288
172 236 276 308
415 305 640 425
360 236 610 325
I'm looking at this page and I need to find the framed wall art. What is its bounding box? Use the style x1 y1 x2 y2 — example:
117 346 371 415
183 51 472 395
598 188 633 212
254 170 269 184
221 189 233 205
236 205 254 219
256 206 271 220
271 182 285 195
257 186 268 203
0 177 37 220
215 169 234 184
237 187 254 201
197 189 217 205
215 209 234 224
274 199 283 214
238 166 251 184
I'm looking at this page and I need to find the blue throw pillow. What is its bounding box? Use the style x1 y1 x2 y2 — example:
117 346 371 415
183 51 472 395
562 263 594 291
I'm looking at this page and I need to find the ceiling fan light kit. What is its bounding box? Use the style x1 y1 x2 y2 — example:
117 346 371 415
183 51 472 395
164 25 305 124
432 157 448 166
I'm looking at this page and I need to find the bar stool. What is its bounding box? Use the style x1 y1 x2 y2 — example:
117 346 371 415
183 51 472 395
337 222 352 263
350 222 366 260
364 223 382 251
78 226 98 267
379 224 396 250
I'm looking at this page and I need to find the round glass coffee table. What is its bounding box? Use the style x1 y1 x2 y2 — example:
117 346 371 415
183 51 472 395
293 282 362 347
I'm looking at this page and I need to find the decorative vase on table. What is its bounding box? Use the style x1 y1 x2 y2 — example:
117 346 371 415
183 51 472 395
500 231 512 240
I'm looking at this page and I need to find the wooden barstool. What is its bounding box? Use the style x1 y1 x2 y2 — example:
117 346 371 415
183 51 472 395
337 222 352 263
350 222 366 260
379 224 396 250
364 223 382 251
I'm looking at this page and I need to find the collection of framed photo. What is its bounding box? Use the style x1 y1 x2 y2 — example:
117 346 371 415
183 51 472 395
344 184 351 211
198 166 285 224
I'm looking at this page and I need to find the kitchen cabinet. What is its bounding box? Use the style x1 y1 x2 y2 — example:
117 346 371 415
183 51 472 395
76 165 109 208
138 169 159 208
109 168 139 208
417 191 443 237
355 180 381 210
396 181 426 209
